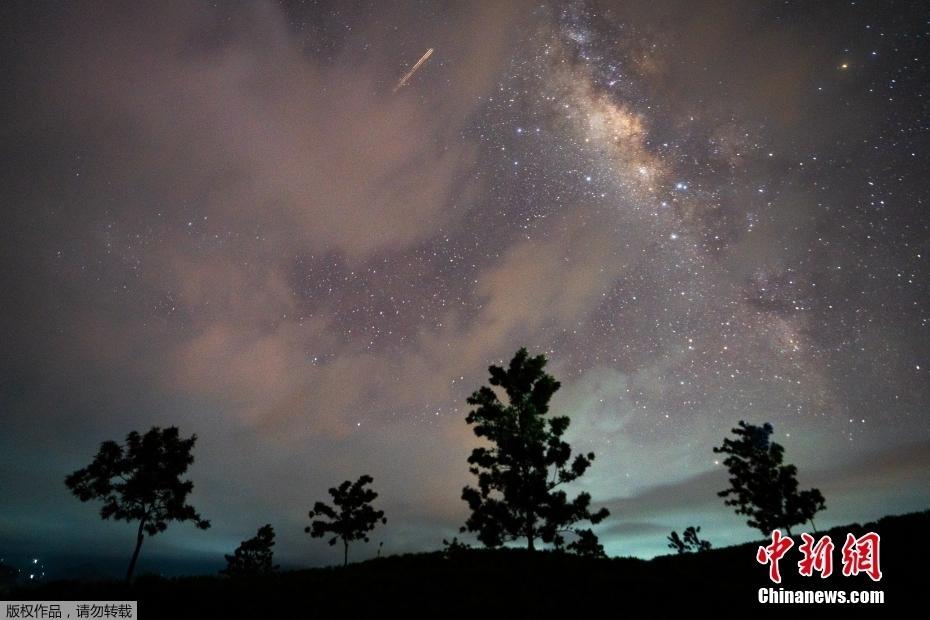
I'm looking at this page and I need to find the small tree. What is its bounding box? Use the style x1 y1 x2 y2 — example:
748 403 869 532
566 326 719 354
713 421 826 536
667 526 711 554
305 475 386 566
441 537 473 560
461 348 609 551
65 426 210 581
222 524 278 576
567 528 606 558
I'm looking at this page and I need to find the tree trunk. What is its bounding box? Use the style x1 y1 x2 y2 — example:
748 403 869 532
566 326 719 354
126 517 147 582
785 525 792 537
526 514 535 552
810 518 818 534
343 539 348 567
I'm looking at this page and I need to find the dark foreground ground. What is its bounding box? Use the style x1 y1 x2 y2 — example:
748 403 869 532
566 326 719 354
5 510 925 617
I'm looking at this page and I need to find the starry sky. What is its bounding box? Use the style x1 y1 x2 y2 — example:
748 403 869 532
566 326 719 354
2 0 929 575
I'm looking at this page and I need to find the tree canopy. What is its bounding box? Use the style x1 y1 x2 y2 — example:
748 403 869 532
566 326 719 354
461 347 609 551
222 524 278 576
305 475 386 566
667 526 712 554
65 426 210 581
713 421 826 536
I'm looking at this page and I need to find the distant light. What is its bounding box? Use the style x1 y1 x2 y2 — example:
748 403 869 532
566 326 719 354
670 233 679 240
33 559 38 564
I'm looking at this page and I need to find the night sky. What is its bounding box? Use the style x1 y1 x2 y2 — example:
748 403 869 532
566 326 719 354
2 0 929 575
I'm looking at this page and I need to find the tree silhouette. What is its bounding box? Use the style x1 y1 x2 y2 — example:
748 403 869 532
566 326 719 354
791 488 827 533
667 531 687 554
667 526 712 554
222 524 278 576
461 348 609 551
305 475 386 566
567 528 606 558
65 426 210 581
713 421 826 536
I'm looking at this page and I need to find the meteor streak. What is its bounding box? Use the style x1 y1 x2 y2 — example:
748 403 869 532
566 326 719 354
393 48 433 93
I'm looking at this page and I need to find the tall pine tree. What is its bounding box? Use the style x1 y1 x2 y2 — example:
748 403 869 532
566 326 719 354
461 348 609 551
65 426 210 581
714 421 826 535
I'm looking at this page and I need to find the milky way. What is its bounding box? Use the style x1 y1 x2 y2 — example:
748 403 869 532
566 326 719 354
1 0 929 571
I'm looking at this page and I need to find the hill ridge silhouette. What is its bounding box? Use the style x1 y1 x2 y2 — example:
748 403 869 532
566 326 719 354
9 508 925 615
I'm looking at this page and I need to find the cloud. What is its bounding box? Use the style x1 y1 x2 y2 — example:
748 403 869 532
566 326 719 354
21 1 520 261
0 0 532 435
